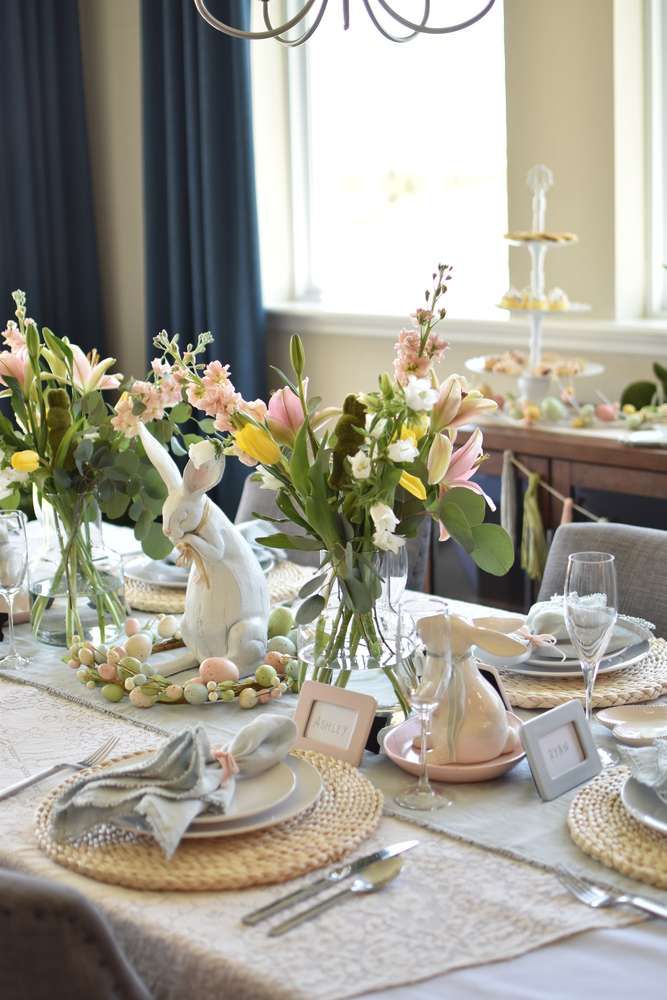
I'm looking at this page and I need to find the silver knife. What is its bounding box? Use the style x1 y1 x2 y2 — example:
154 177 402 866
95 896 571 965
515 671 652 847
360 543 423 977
241 839 419 926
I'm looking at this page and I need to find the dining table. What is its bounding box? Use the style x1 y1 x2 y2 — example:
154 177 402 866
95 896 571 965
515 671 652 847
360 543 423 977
0 524 665 1000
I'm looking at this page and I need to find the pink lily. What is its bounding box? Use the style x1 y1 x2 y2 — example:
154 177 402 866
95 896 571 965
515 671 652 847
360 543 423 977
430 374 463 432
448 391 497 429
438 428 496 541
71 345 121 392
0 348 30 391
267 383 306 444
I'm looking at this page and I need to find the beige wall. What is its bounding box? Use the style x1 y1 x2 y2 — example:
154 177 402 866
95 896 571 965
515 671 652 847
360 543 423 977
78 0 146 378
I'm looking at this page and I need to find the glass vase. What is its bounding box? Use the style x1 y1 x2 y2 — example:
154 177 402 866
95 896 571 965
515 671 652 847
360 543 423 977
297 579 416 712
29 493 125 646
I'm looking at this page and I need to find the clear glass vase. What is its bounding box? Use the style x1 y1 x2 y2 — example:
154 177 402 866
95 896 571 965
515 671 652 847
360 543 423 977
297 580 417 712
29 493 125 646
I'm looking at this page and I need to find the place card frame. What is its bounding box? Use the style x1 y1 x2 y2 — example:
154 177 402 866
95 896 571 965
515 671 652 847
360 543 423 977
520 699 601 801
293 680 377 766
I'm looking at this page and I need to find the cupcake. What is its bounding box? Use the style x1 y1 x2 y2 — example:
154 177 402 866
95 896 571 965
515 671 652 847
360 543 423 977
499 286 522 309
547 287 570 311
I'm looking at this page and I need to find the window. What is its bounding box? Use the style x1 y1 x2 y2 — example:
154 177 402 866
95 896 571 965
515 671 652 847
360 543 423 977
647 0 667 314
285 1 508 319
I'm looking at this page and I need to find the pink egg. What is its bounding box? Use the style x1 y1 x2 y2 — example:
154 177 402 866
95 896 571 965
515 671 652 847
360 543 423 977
99 663 118 682
125 618 142 637
595 402 617 422
265 651 289 674
199 657 240 684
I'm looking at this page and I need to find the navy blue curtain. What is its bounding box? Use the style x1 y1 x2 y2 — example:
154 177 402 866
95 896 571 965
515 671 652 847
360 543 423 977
141 1 265 516
0 0 104 351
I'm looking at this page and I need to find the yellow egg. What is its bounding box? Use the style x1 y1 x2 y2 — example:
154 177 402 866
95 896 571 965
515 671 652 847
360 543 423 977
124 632 153 662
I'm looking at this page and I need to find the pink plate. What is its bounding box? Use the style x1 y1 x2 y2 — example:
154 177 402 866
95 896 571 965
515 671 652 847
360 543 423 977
384 713 525 783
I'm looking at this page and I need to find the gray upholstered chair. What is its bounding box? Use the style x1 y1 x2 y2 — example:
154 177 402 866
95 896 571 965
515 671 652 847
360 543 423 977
538 522 667 638
235 474 432 591
0 868 150 1000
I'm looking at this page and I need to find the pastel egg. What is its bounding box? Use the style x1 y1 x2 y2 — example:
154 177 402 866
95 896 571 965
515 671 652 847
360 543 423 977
267 635 296 657
124 632 153 662
184 682 209 705
125 617 142 637
199 657 239 684
165 684 183 701
265 650 290 673
129 688 156 708
102 684 124 703
595 402 617 422
98 663 118 682
78 647 95 666
157 615 180 639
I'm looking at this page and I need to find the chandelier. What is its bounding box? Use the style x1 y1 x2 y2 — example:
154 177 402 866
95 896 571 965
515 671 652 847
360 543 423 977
192 1 497 46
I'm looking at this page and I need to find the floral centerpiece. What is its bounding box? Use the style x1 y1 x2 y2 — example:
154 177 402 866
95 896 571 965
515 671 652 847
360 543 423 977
0 292 174 645
118 264 513 686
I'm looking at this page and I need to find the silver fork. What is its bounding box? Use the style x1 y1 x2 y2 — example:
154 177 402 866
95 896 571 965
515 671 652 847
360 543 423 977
0 735 119 802
557 867 667 920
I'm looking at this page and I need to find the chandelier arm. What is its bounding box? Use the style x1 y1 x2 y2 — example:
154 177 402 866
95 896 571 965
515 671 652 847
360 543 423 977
263 0 329 47
374 0 496 35
192 0 317 40
361 0 429 43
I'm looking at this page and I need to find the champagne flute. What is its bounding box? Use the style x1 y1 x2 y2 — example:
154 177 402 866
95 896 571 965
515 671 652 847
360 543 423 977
394 608 453 811
0 510 30 670
563 551 618 766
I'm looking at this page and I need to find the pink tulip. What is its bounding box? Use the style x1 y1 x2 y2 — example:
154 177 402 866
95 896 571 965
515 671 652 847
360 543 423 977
0 348 29 390
438 428 496 540
430 375 463 432
267 384 305 444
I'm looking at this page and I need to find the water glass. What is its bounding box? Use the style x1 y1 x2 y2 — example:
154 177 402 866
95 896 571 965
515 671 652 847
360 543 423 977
563 551 618 765
393 606 453 811
0 510 30 670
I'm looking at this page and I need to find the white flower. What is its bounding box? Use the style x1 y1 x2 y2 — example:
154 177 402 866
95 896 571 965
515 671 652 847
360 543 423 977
373 528 406 554
387 439 418 463
370 502 399 533
257 469 282 491
0 467 27 501
189 439 216 468
404 376 439 413
349 450 371 480
365 414 386 439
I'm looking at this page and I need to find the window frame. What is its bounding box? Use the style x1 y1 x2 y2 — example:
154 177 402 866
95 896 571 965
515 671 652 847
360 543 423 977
646 0 667 316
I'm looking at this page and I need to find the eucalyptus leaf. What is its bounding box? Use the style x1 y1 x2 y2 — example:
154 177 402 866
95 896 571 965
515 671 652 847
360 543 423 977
295 593 326 625
255 532 323 551
170 402 192 424
199 418 216 434
298 572 328 599
134 509 154 542
142 522 174 560
101 492 130 519
441 500 474 553
470 523 514 576
343 576 374 614
74 438 93 474
445 487 486 526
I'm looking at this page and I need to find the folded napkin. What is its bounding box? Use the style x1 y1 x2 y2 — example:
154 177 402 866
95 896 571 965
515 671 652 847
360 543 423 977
49 717 297 858
526 595 641 654
619 739 667 806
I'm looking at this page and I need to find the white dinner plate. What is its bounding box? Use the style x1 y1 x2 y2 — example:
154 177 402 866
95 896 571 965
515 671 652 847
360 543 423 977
621 777 667 838
532 621 648 661
184 755 322 838
499 640 650 678
192 760 295 825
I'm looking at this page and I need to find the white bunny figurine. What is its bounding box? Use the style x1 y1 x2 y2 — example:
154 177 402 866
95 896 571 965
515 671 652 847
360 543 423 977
138 424 269 670
416 612 527 765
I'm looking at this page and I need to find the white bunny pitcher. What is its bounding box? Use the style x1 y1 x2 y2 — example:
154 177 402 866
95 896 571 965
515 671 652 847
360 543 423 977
138 424 269 669
416 612 526 765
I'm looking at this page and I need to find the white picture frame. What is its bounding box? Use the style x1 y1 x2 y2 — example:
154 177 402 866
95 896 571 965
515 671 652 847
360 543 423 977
519 699 602 801
293 681 377 766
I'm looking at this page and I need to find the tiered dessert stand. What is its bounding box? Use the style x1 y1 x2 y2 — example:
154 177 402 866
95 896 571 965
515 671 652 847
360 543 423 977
466 165 604 402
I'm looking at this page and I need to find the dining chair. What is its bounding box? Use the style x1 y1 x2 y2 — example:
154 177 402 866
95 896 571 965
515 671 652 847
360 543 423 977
235 474 433 590
538 522 667 637
0 868 151 1000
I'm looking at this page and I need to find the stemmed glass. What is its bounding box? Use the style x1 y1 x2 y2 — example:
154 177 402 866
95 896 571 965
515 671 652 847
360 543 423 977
563 551 618 766
0 510 30 670
394 608 453 811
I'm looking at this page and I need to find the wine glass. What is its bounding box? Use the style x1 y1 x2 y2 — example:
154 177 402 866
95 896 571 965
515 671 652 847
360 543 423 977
0 510 30 670
563 551 618 766
393 607 453 811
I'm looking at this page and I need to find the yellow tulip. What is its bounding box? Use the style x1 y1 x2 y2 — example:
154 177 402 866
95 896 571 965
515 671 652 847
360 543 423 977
234 424 282 466
10 450 40 474
399 471 427 500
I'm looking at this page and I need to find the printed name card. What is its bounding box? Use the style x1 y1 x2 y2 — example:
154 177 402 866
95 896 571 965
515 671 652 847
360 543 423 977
520 699 601 801
293 681 378 766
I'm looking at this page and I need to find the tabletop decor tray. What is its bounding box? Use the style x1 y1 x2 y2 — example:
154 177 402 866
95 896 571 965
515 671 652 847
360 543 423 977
34 750 382 892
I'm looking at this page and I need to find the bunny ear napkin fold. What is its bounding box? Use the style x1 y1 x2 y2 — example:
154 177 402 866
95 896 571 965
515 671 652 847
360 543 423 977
49 718 297 858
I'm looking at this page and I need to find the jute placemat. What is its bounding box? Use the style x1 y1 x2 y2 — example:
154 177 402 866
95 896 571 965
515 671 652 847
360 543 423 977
501 638 667 710
568 766 667 890
125 560 315 613
35 750 382 892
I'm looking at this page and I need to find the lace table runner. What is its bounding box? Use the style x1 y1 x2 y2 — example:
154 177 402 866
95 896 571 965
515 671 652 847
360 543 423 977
0 677 639 1000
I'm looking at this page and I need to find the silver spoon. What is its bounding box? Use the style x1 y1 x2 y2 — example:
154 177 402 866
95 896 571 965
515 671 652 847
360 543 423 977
268 856 404 936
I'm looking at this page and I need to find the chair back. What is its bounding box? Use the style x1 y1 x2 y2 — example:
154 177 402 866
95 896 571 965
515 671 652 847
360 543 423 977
538 522 667 637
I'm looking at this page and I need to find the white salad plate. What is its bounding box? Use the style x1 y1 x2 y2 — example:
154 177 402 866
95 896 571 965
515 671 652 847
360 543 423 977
498 639 650 678
191 760 296 826
596 705 667 747
620 777 667 838
184 755 323 839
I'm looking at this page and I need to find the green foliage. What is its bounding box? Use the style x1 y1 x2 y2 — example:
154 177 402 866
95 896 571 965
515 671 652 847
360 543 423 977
470 523 515 576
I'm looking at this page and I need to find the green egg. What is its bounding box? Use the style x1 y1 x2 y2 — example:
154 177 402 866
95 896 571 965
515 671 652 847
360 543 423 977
268 607 295 639
255 664 279 688
267 635 296 657
184 682 208 706
102 684 125 703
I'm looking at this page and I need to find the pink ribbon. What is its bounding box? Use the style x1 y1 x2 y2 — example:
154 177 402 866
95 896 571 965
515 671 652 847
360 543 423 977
213 748 239 786
516 626 567 660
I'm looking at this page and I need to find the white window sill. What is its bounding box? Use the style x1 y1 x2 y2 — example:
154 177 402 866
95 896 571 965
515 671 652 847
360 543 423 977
266 301 667 357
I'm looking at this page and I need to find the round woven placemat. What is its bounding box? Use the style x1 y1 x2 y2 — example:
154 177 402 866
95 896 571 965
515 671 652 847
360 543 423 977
568 766 667 890
35 750 383 892
501 638 667 710
125 560 315 613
